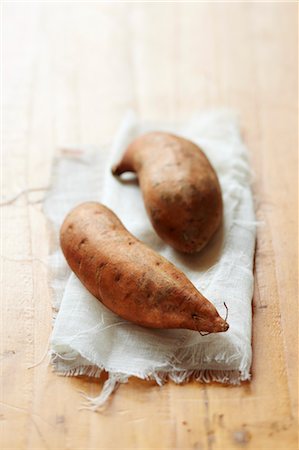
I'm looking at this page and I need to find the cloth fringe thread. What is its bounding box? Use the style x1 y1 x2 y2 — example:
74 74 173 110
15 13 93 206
52 361 249 411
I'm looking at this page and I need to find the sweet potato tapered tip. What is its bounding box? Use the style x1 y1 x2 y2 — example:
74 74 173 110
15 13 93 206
215 317 229 332
111 164 119 176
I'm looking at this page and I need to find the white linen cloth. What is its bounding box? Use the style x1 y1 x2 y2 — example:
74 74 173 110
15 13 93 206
44 110 256 409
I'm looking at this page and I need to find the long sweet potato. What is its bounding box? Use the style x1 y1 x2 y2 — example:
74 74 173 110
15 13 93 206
112 132 223 253
60 202 228 333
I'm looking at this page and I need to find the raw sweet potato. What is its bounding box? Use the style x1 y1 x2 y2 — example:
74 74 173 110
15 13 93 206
112 132 223 253
60 202 229 333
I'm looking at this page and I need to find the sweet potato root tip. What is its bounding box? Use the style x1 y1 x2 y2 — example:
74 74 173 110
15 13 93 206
111 164 121 177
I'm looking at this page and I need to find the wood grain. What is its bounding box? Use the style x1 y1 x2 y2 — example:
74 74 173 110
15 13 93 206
1 2 298 449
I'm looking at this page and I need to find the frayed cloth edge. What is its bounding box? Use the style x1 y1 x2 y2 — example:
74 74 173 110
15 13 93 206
51 359 250 411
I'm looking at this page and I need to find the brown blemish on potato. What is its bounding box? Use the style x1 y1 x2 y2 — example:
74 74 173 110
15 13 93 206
78 237 87 248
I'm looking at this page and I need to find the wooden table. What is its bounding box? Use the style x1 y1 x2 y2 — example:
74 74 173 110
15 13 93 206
2 2 298 449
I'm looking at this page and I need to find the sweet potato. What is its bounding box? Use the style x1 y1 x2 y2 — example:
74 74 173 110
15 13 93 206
112 132 223 253
60 202 229 333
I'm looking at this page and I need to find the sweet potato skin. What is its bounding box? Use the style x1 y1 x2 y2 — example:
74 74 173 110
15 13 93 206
112 132 223 253
60 202 228 333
